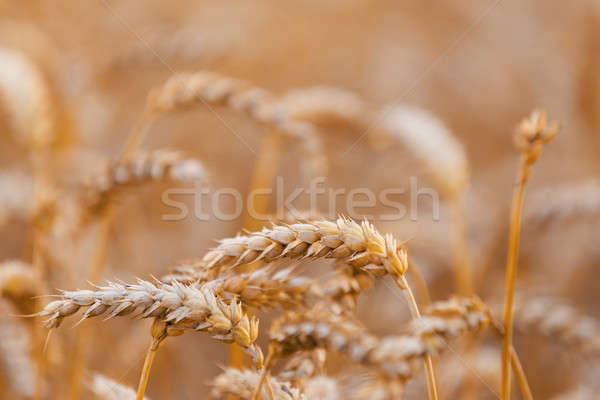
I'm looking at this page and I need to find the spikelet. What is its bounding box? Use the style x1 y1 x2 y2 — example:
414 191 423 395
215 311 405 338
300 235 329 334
516 296 600 356
88 373 149 400
211 367 303 400
380 105 469 197
199 216 408 279
0 47 56 149
146 71 326 176
35 279 261 364
0 301 35 398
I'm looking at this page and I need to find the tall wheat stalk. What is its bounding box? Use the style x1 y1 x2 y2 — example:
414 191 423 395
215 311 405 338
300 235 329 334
501 110 558 400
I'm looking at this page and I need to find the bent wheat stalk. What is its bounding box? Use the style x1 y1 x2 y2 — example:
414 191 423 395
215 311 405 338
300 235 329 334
501 110 558 400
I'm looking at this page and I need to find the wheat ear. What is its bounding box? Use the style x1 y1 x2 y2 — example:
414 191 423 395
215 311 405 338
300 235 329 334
147 71 326 176
501 110 559 400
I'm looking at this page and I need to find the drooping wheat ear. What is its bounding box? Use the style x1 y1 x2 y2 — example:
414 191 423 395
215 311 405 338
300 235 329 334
83 149 207 215
35 279 262 366
0 301 35 398
280 86 371 131
501 109 559 400
269 297 491 379
88 373 150 400
200 216 408 279
516 296 600 356
146 71 326 176
211 367 303 400
163 263 314 310
0 47 56 149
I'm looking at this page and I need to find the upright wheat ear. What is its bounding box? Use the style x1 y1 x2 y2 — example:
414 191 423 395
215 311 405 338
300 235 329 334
501 110 559 400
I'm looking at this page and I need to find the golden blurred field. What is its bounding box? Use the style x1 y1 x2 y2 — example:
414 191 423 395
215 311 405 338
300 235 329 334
0 1 599 399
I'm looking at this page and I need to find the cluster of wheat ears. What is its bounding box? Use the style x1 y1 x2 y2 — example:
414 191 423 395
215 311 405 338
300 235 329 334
3 45 599 400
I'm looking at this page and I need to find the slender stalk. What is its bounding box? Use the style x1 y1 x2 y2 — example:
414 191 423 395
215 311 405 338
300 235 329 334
136 340 159 400
450 193 474 296
407 257 432 307
252 348 275 400
501 158 530 400
510 346 533 400
395 275 439 400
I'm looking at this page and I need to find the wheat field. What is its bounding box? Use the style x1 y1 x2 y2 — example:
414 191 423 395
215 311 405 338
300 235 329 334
1 1 599 399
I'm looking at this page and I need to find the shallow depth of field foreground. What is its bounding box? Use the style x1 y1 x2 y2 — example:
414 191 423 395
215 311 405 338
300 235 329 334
1 1 599 399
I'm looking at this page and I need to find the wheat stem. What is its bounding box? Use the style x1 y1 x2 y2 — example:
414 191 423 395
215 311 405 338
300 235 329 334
510 345 533 400
450 193 474 296
396 275 439 400
501 110 558 400
407 257 432 307
501 158 530 400
136 340 159 400
252 347 275 400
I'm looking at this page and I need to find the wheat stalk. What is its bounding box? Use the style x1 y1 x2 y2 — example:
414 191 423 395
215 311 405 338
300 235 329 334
501 109 559 400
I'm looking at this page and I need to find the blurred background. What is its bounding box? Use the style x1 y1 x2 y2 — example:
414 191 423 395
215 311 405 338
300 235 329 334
1 1 599 399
